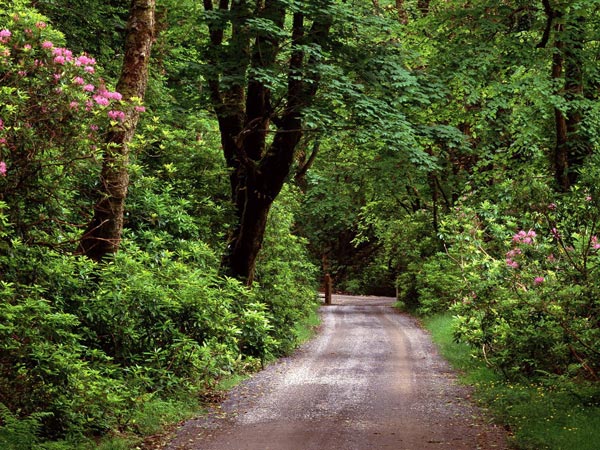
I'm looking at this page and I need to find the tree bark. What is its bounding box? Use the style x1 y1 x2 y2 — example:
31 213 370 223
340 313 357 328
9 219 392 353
550 10 587 191
79 0 155 260
395 0 408 24
417 0 430 16
204 2 332 284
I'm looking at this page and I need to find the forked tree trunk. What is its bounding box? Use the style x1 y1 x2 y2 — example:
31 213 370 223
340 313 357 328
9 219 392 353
203 1 332 284
79 0 155 260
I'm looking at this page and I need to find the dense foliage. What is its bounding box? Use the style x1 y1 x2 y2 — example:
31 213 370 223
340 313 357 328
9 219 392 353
302 0 600 382
2 0 600 447
0 1 318 447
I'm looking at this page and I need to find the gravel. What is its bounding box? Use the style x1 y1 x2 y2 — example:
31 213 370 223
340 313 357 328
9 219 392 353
162 295 509 450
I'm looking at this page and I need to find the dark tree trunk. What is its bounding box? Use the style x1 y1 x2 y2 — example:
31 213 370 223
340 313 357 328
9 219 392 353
395 0 408 24
417 0 430 16
545 3 588 192
79 0 155 260
203 1 332 284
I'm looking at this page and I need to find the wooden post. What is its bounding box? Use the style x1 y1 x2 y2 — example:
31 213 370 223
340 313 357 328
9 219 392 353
324 273 332 305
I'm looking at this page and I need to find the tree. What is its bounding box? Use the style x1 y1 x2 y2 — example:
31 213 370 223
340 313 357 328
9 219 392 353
540 0 592 191
78 0 155 260
201 0 333 283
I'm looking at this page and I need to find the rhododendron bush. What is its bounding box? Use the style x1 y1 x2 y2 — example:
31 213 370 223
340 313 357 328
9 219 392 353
0 11 125 242
437 178 600 379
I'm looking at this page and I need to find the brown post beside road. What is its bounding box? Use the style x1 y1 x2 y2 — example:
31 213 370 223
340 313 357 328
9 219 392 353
324 273 332 305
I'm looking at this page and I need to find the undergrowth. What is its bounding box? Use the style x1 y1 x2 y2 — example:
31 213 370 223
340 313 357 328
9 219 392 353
422 314 600 450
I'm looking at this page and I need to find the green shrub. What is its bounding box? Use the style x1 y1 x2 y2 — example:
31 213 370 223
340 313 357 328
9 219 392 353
255 185 320 354
440 183 600 379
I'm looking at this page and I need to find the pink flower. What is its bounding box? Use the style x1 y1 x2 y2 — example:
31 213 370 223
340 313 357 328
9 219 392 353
76 55 96 66
534 277 545 285
0 29 11 43
18 70 27 77
0 161 6 176
23 44 32 50
512 230 536 244
52 47 73 61
54 55 66 65
506 248 522 258
90 124 99 131
506 258 519 269
73 76 85 85
105 91 122 101
592 236 600 250
94 95 110 106
69 101 79 110
84 66 95 74
0 138 6 145
551 227 560 239
42 40 54 49
0 118 3 130
53 73 61 80
108 110 126 122
35 21 47 29
586 196 592 202
548 203 557 210
134 105 146 113
83 84 95 92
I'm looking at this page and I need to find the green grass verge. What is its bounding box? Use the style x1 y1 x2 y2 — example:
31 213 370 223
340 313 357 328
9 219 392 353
294 302 322 344
422 313 600 450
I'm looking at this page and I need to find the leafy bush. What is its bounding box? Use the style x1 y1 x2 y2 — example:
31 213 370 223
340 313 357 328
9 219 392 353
0 5 135 244
255 185 320 354
440 179 600 379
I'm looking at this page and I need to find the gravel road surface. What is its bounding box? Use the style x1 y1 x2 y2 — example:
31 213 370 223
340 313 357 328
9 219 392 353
163 295 508 449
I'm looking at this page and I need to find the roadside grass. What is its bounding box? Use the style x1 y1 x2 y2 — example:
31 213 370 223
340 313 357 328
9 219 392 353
422 313 600 450
294 302 322 344
28 396 203 450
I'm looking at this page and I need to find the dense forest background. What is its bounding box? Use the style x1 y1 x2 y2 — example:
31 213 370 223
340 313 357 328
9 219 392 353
1 0 599 448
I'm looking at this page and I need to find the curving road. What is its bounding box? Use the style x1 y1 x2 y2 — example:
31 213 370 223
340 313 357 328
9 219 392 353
163 295 507 450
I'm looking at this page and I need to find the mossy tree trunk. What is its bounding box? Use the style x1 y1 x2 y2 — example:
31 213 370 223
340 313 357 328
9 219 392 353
79 0 155 260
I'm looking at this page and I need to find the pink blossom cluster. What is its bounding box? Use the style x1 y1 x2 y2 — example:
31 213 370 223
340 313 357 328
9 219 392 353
0 29 11 44
50 45 96 73
591 236 600 250
534 276 544 285
512 229 536 245
0 22 147 181
108 110 126 122
505 247 522 269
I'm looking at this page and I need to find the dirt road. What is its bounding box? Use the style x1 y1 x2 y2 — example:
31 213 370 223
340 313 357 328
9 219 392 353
164 295 508 449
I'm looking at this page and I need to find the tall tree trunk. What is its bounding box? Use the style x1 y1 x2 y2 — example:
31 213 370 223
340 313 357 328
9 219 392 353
544 2 587 191
79 0 155 260
204 2 332 284
395 0 408 24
